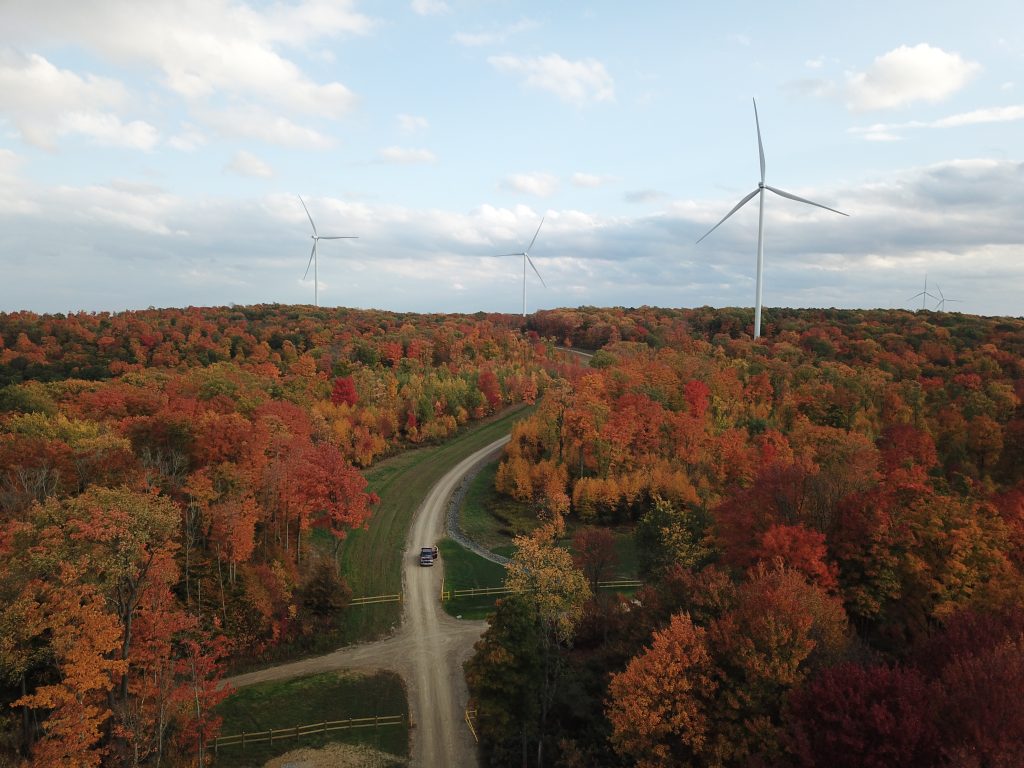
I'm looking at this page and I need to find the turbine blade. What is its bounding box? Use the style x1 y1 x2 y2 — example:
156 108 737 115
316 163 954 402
935 284 945 300
318 236 358 240
764 185 848 216
695 188 760 244
303 243 316 280
526 217 545 253
526 253 546 288
298 195 317 235
493 252 525 258
753 98 765 184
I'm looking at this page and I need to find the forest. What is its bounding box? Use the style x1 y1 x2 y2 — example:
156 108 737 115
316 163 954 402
0 305 552 767
469 306 1024 767
2 303 1023 767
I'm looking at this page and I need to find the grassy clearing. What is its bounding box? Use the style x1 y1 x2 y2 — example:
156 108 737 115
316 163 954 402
458 462 537 549
456 459 640 579
212 670 407 767
438 537 507 620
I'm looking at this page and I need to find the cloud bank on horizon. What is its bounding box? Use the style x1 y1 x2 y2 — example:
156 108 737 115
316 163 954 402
0 1 1021 318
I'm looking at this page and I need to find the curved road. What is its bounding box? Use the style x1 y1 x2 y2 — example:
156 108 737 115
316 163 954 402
227 435 511 767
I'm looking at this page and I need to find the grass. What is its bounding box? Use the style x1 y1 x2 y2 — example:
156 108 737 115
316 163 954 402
458 462 537 549
212 670 407 767
438 537 508 620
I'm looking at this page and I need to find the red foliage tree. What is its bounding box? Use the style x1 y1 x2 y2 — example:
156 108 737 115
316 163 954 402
330 376 358 406
785 663 939 768
478 368 502 411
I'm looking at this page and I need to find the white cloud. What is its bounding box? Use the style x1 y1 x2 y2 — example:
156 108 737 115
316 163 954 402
454 31 501 47
0 148 20 178
398 113 429 133
729 34 751 47
846 43 981 111
502 172 559 197
571 172 616 188
225 150 273 178
3 1 368 117
625 189 668 204
410 0 450 15
168 124 207 151
0 50 158 149
488 53 614 105
200 106 334 149
805 56 826 69
850 104 1024 140
1002 82 1015 91
63 112 160 150
453 19 537 47
378 146 437 164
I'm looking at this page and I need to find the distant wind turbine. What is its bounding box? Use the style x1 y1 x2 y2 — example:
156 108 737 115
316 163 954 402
298 195 357 307
908 274 938 310
933 284 962 312
494 217 547 317
696 99 848 339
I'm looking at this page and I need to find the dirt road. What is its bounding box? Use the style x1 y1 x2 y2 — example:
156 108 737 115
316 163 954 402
227 435 511 767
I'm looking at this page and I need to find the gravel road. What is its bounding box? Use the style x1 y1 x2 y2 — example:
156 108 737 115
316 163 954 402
226 435 512 767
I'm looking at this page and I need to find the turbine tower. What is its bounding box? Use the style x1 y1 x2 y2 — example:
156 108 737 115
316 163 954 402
696 99 848 339
299 195 357 307
908 274 938 311
494 217 547 317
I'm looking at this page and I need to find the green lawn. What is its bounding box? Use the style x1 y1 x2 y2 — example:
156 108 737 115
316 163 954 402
212 670 407 767
457 461 537 550
438 537 508 620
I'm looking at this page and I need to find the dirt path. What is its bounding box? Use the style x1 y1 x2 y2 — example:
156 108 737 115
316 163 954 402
226 435 512 768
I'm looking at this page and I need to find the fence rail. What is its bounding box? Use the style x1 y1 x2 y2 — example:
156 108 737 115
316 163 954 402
442 579 643 602
597 579 643 590
465 708 478 743
348 592 402 607
213 714 404 753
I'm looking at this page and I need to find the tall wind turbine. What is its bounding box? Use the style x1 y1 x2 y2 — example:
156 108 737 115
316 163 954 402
696 99 848 339
298 195 357 307
908 274 938 310
933 284 961 312
494 217 547 316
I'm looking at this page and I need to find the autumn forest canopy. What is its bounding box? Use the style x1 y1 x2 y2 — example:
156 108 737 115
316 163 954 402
2 303 1024 767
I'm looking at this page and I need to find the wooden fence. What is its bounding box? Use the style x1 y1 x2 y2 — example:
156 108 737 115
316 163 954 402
348 592 402 607
213 714 404 754
441 579 642 602
465 708 479 743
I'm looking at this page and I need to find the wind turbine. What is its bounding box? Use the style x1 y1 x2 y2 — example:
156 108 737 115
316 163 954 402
908 274 938 310
933 284 962 312
696 99 848 339
298 195 357 307
494 217 547 317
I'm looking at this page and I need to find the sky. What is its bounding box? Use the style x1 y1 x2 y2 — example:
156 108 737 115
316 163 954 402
1 1 1022 319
